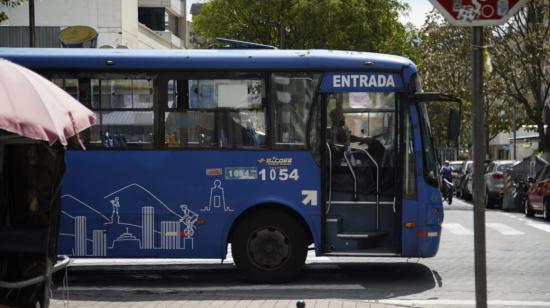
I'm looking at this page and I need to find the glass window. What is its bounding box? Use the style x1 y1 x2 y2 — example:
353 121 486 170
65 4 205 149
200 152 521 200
346 92 395 109
343 112 395 148
486 162 495 173
165 111 215 147
91 79 154 109
496 163 513 172
165 76 266 149
90 111 154 147
53 79 79 99
52 77 155 149
536 166 549 181
189 79 263 109
271 73 320 146
403 106 417 198
418 102 438 187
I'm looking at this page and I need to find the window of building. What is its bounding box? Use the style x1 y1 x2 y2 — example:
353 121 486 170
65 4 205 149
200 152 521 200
138 8 166 31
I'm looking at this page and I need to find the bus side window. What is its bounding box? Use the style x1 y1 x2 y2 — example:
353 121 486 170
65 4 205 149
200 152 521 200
164 77 266 149
89 78 155 149
271 73 320 148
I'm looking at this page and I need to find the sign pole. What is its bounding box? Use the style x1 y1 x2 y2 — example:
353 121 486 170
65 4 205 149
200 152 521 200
471 25 487 308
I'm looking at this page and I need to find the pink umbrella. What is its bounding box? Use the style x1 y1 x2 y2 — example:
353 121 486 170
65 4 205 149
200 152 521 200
0 58 96 147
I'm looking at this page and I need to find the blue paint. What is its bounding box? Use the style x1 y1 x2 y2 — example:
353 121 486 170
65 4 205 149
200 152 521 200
0 48 414 73
404 104 443 257
59 150 321 258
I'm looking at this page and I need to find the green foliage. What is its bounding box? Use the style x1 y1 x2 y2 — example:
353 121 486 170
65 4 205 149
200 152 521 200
491 0 550 154
417 10 525 152
0 0 25 23
192 0 418 60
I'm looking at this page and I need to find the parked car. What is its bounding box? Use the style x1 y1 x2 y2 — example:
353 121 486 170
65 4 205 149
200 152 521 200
502 156 548 212
525 164 550 220
462 160 492 201
449 160 463 194
456 160 472 199
483 160 517 208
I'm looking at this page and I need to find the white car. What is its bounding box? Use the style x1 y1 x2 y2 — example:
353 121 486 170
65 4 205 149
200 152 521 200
483 160 517 208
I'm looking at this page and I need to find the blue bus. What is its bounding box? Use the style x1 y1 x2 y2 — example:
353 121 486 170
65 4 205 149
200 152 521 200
0 47 459 282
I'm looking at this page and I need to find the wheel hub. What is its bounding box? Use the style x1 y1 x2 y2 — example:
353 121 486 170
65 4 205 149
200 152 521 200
248 227 290 269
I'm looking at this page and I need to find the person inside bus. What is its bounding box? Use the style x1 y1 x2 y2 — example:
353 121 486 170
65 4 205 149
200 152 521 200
328 108 385 195
328 108 385 163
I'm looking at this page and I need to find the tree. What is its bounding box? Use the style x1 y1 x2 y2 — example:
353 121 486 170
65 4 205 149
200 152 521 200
417 10 522 157
192 0 418 60
0 0 25 23
492 0 550 161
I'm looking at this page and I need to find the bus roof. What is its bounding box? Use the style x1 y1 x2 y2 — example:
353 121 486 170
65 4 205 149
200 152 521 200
0 48 416 73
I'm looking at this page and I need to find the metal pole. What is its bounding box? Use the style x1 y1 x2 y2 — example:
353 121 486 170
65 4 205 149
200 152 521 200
512 104 517 160
472 26 487 308
28 0 36 47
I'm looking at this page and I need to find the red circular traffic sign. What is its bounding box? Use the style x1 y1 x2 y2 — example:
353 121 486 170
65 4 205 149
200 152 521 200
429 0 527 26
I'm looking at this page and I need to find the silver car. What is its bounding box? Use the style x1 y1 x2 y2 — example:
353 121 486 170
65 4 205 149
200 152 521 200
483 160 517 208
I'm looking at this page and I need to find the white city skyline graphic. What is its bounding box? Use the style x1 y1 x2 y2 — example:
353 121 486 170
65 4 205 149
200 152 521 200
60 183 205 257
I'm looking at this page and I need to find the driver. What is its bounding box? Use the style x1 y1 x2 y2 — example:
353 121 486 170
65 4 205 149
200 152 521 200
329 108 385 163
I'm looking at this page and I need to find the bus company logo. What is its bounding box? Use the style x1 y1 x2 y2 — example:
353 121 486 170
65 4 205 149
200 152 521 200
332 74 395 88
257 157 293 166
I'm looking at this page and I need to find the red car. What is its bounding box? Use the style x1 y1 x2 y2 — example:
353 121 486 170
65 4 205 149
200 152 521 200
525 164 550 220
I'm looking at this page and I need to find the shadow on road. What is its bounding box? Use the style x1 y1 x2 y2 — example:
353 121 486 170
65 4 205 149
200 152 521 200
53 261 437 302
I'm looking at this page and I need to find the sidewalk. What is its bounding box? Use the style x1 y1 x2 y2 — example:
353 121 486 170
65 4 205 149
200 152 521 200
50 297 397 308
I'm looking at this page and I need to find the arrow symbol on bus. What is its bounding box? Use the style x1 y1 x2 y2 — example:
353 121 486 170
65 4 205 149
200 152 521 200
301 190 318 206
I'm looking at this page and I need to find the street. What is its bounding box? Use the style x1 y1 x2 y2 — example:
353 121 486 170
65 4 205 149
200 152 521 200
50 198 550 308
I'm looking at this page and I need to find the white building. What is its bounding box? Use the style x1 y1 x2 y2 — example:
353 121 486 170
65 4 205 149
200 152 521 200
489 127 540 161
0 0 186 49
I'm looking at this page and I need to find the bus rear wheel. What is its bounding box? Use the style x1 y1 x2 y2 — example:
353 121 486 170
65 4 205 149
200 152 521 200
232 210 308 283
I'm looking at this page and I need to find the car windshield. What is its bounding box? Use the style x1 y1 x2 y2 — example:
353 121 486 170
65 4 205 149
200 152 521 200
497 163 514 172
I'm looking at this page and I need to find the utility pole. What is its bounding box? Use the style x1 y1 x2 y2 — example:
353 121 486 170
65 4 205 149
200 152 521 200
472 26 487 308
28 0 36 47
512 104 517 160
278 0 285 49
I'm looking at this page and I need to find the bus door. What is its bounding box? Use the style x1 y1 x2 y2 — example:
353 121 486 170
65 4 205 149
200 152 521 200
402 92 461 257
317 72 402 255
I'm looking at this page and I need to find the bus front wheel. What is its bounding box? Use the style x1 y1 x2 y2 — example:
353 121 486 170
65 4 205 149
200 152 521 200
232 210 308 283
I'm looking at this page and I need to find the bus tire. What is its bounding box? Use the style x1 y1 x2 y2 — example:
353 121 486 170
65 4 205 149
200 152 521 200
231 209 308 283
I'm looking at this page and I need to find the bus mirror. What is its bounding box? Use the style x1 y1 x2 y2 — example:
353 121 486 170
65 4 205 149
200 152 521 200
448 108 460 145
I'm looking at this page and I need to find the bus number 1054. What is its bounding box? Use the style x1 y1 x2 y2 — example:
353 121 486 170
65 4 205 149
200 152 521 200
258 168 300 181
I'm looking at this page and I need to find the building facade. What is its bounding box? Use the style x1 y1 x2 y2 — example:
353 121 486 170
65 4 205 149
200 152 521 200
0 0 187 49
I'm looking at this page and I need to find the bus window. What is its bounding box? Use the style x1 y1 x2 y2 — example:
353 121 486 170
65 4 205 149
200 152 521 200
417 102 438 187
164 77 266 148
326 92 397 196
52 78 79 99
271 73 320 147
87 78 155 149
403 106 417 199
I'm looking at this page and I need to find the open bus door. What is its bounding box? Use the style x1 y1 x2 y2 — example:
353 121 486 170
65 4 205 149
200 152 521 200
320 90 461 257
320 90 401 257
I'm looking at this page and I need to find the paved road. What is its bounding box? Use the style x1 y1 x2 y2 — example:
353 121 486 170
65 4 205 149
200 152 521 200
50 198 550 307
